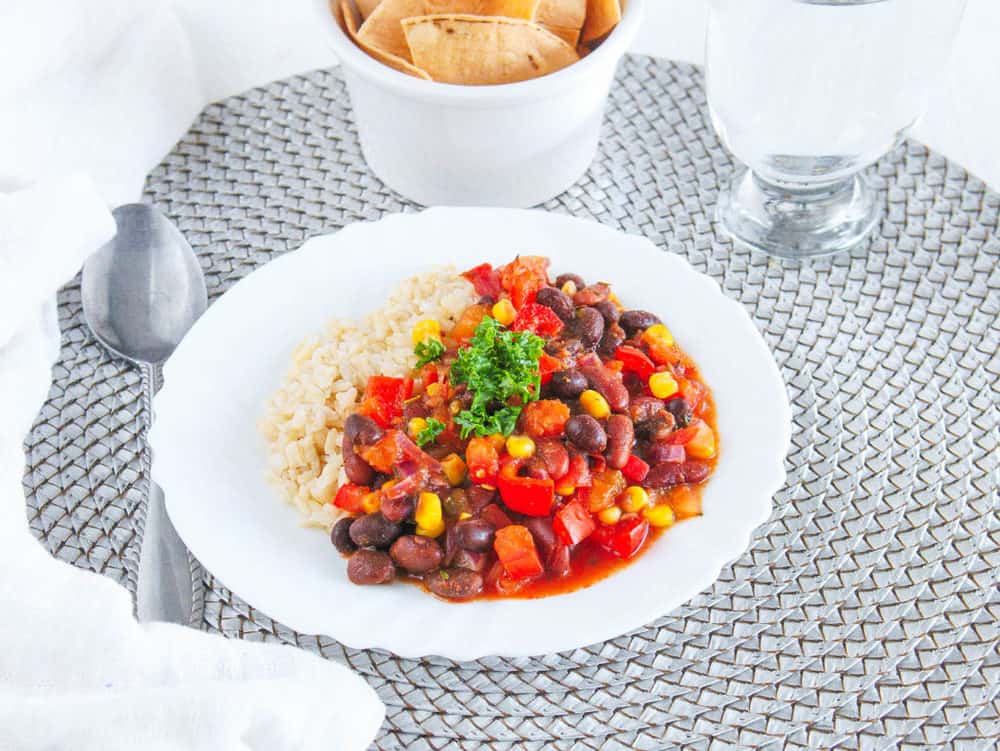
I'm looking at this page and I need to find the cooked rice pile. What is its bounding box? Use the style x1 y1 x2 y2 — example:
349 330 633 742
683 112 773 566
259 268 476 529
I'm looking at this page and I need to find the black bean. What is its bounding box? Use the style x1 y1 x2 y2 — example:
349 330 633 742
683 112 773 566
344 413 383 446
380 494 415 523
545 336 585 359
330 517 357 555
451 548 490 573
342 414 384 485
619 310 662 337
571 307 604 348
645 460 711 488
605 414 635 469
597 323 625 358
521 516 557 559
664 398 693 428
349 513 402 549
593 300 620 325
555 272 585 290
565 414 607 453
347 549 395 585
635 413 676 442
466 485 496 513
535 286 575 322
550 369 588 399
454 519 496 552
389 535 444 574
424 568 484 600
547 544 571 578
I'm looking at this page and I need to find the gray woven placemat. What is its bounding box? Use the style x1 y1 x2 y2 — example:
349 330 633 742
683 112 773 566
23 57 999 749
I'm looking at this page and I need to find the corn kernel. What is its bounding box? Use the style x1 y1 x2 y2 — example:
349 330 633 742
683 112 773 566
407 417 428 440
643 504 675 528
415 492 445 537
555 484 575 497
649 371 679 399
449 399 462 415
491 299 517 326
440 453 468 487
361 492 381 514
608 291 623 309
412 319 442 345
642 323 674 347
580 389 611 419
597 506 622 525
620 486 650 513
505 434 536 459
486 433 505 452
560 280 578 296
425 382 444 398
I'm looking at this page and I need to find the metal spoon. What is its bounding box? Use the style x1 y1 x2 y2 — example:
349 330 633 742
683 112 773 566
81 203 208 624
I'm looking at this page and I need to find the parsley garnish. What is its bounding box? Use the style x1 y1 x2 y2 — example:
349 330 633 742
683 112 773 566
450 316 545 438
414 338 445 368
416 418 446 447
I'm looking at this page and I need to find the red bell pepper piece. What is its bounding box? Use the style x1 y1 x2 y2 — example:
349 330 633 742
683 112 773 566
461 263 502 299
592 516 650 559
333 483 369 513
511 303 564 337
497 456 555 516
615 345 656 380
466 435 500 485
538 352 561 385
553 499 597 546
621 454 650 483
494 524 544 579
357 375 413 428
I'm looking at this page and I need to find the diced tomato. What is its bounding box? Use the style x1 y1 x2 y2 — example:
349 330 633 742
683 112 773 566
480 503 513 530
485 559 527 595
665 425 699 446
500 256 550 309
418 363 439 389
558 453 592 490
621 454 650 483
357 376 413 428
451 304 490 343
359 429 429 474
461 263 502 299
497 456 554 516
677 376 708 413
667 485 703 520
520 399 570 438
684 419 716 459
615 345 655 380
586 468 626 512
553 500 596 546
511 303 564 337
645 337 680 367
592 516 650 559
538 352 561 386
333 483 369 513
494 524 544 579
466 435 500 485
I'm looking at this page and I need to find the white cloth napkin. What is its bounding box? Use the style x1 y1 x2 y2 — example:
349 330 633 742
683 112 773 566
0 176 384 751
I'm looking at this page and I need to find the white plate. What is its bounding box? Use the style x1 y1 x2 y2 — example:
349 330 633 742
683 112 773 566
151 208 791 660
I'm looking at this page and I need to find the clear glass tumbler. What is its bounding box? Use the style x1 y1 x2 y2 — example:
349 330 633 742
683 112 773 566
706 0 966 259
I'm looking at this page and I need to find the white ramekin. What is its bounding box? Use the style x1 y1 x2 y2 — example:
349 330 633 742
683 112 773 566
313 0 644 207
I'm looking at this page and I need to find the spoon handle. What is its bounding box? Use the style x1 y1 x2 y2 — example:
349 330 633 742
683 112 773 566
136 363 199 625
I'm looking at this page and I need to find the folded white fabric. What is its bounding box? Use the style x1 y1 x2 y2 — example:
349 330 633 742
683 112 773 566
0 178 384 750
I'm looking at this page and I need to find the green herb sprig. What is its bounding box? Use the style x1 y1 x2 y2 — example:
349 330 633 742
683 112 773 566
414 338 445 368
450 316 545 438
416 418 446 447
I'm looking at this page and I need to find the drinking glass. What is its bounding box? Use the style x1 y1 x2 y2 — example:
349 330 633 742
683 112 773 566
706 0 967 259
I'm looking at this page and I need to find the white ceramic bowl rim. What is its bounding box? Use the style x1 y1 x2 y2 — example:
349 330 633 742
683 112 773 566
313 0 645 104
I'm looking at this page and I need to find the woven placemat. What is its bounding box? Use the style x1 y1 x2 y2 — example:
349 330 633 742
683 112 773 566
23 57 999 749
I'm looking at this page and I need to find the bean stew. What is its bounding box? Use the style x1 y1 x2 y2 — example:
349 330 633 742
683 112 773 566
331 256 718 601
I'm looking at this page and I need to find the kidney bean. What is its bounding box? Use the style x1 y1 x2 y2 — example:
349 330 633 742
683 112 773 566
466 485 496 513
635 412 676 442
545 336 585 359
525 457 550 480
571 307 605 348
605 414 635 469
451 548 490 573
347 549 395 585
664 397 693 428
619 310 662 337
349 512 402 549
597 323 625 358
424 568 484 600
645 441 686 465
342 414 384 485
645 460 711 488
330 517 357 555
380 493 414 523
579 363 629 412
454 518 496 552
522 516 557 559
555 272 585 290
622 370 645 396
565 414 607 453
573 283 610 306
536 440 570 480
593 299 620 325
389 535 444 574
547 544 571 578
550 368 588 399
535 286 575 322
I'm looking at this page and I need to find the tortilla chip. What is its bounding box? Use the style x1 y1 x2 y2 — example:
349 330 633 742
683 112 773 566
535 0 585 30
402 15 579 85
539 22 580 46
339 0 433 79
358 0 382 18
360 0 540 61
580 0 620 45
